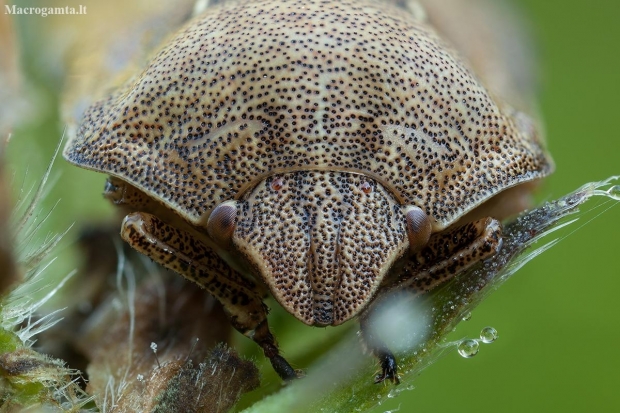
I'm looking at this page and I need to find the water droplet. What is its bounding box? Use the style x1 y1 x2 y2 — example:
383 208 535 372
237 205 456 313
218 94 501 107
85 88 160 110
462 312 472 321
480 326 498 343
609 185 620 199
457 339 479 358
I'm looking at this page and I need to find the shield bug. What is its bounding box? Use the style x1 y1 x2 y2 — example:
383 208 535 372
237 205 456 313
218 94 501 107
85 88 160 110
64 0 553 383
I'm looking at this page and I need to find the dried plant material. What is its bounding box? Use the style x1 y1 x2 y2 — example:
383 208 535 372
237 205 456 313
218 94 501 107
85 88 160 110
36 226 126 375
92 344 259 413
78 272 259 412
0 273 91 412
0 337 91 412
0 347 67 387
149 345 260 413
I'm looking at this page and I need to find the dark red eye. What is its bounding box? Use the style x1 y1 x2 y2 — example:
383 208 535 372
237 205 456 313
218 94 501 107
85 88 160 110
360 181 372 194
271 177 284 191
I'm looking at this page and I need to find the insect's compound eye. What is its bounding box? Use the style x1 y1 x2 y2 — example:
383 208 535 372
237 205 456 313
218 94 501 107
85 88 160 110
270 177 285 191
207 200 238 250
360 181 373 194
405 206 432 253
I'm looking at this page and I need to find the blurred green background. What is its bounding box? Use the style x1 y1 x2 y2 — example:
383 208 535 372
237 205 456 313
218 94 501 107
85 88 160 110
4 0 620 412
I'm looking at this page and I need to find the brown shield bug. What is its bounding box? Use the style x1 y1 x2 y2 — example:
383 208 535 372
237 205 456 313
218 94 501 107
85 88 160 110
64 0 552 383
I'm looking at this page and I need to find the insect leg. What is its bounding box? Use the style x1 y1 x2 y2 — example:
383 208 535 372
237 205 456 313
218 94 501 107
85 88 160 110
359 314 400 384
398 217 503 295
120 211 299 381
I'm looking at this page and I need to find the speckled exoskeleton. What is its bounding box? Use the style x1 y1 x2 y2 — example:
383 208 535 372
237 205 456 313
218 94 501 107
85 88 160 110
64 0 553 383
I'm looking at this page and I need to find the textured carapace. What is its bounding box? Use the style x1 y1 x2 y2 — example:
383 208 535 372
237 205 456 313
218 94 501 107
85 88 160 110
64 0 552 232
